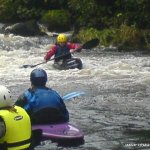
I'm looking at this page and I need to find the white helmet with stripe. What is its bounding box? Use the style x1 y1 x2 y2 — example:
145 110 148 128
0 85 13 108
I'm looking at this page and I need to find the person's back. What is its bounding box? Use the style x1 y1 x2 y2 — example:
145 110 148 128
23 87 69 124
15 68 69 124
0 85 31 150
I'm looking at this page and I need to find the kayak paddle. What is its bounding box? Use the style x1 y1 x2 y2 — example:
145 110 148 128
82 38 99 49
21 53 69 68
21 38 99 68
63 91 86 101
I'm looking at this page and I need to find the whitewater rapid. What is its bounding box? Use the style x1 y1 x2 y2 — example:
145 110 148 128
1 33 150 149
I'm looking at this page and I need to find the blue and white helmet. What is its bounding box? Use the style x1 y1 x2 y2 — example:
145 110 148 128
0 85 13 108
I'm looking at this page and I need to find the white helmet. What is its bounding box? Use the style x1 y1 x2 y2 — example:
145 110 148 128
0 85 13 108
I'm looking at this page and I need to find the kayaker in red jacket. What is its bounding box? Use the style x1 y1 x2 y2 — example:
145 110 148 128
44 34 82 69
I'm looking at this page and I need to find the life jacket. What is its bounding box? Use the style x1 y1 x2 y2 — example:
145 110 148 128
24 88 64 112
24 87 69 123
54 44 71 62
0 106 31 150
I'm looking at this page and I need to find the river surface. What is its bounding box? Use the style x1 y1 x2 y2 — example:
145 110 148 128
1 32 150 150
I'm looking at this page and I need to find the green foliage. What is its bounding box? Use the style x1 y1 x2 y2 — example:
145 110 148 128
76 28 117 47
75 28 100 44
113 24 145 49
17 7 43 20
76 25 150 50
0 0 150 31
0 0 150 50
68 0 100 29
68 0 150 30
0 0 43 22
98 29 116 46
143 30 150 49
41 10 70 31
114 0 150 29
0 0 17 22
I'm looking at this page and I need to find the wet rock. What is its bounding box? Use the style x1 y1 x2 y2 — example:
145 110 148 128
4 20 47 36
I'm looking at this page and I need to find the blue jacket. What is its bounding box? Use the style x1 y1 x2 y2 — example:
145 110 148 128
24 87 69 123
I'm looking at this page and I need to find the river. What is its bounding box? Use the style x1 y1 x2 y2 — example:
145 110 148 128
1 32 150 150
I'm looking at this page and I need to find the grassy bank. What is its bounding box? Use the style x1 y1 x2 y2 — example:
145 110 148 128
75 25 150 51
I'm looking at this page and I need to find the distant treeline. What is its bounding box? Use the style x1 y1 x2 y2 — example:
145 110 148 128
0 0 149 29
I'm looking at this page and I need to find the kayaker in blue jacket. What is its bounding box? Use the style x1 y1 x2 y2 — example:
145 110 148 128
15 68 69 124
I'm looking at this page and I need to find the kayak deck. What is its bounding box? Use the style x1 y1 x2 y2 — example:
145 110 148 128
32 122 84 146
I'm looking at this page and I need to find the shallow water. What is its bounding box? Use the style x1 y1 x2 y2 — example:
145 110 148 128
1 33 150 150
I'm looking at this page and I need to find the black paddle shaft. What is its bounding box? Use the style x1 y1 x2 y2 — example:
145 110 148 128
22 53 71 68
23 56 62 68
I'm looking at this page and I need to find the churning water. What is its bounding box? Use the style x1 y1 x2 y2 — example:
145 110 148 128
1 32 150 150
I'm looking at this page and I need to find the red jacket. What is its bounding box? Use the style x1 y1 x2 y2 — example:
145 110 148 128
44 42 81 61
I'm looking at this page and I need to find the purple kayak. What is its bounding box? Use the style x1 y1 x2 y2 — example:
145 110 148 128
32 122 84 140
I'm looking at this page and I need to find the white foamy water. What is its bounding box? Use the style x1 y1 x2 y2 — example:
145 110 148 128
1 33 150 149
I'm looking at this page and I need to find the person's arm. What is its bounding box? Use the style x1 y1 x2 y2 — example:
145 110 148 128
68 42 82 53
0 117 5 138
15 93 28 108
44 45 57 62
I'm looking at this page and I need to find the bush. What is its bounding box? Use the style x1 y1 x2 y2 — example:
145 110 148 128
41 10 71 32
75 25 150 51
0 0 43 22
143 30 150 49
0 0 17 22
76 28 100 42
17 7 43 20
76 27 115 47
113 24 145 50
